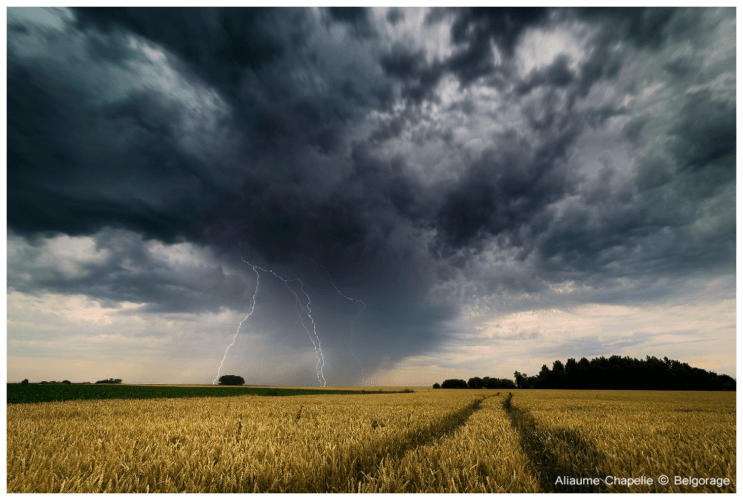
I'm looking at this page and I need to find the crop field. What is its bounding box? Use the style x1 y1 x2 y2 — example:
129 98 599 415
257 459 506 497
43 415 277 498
7 389 735 493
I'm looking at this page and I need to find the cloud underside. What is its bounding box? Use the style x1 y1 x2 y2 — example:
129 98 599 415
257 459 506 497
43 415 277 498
7 7 736 382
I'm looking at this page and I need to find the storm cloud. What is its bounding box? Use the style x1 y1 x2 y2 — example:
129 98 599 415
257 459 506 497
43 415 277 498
7 7 736 384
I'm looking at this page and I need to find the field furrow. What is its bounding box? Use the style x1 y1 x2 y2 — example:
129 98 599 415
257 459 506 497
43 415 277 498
357 394 540 492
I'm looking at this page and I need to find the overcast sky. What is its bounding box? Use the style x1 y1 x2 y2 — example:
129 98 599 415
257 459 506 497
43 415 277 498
7 7 736 385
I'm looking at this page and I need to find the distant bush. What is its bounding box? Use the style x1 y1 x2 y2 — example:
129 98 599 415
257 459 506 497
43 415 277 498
21 379 29 385
95 378 123 384
40 381 48 385
218 375 245 386
432 383 440 389
61 380 71 384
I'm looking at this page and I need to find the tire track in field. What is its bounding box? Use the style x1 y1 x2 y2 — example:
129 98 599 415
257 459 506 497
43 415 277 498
239 395 493 492
326 395 494 492
502 394 614 493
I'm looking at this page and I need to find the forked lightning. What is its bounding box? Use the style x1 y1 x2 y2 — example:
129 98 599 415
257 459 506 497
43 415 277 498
213 262 259 385
212 253 327 386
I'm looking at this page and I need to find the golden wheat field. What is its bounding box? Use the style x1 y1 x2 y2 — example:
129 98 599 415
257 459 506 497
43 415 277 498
7 389 735 493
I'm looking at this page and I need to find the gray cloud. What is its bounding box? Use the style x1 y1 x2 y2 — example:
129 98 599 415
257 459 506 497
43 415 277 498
7 7 736 383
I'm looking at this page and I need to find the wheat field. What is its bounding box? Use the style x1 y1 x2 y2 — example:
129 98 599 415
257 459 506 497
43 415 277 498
7 389 735 493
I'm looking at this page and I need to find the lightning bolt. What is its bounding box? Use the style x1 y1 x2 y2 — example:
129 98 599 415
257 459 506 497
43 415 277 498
317 264 366 386
238 254 327 387
213 262 259 385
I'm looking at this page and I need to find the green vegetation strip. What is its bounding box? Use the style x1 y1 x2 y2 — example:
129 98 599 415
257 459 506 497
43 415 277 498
7 384 412 404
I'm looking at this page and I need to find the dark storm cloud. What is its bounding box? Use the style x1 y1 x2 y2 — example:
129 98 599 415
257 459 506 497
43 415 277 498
669 89 736 171
12 7 385 256
74 7 287 87
385 7 404 26
377 8 550 107
423 8 733 298
576 7 693 50
428 84 621 260
378 7 551 106
379 44 446 106
8 7 452 375
7 62 219 242
73 7 389 156
515 55 575 96
432 131 574 255
326 7 376 38
7 7 736 380
448 7 547 58
442 7 548 88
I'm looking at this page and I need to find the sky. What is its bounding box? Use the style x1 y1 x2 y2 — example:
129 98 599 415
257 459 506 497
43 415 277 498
6 7 736 386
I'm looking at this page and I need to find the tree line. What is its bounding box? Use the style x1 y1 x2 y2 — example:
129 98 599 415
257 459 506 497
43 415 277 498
434 377 516 390
434 355 736 391
17 378 123 385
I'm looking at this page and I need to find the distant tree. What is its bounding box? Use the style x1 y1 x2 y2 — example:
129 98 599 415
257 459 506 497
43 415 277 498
96 378 123 384
482 377 516 389
40 381 48 384
564 358 577 388
467 377 484 389
719 374 736 391
441 379 468 389
514 371 530 389
552 360 566 389
21 379 29 385
218 375 245 386
432 383 440 389
535 365 551 389
577 357 591 389
499 379 517 389
61 380 71 384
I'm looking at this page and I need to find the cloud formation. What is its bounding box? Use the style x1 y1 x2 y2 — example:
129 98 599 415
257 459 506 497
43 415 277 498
7 7 736 384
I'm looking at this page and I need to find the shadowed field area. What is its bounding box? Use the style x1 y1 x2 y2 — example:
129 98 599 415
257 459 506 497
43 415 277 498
6 384 412 404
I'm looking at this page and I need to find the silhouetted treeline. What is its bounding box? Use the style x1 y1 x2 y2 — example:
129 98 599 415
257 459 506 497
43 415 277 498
514 356 735 391
437 377 516 389
95 378 123 384
434 356 735 391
